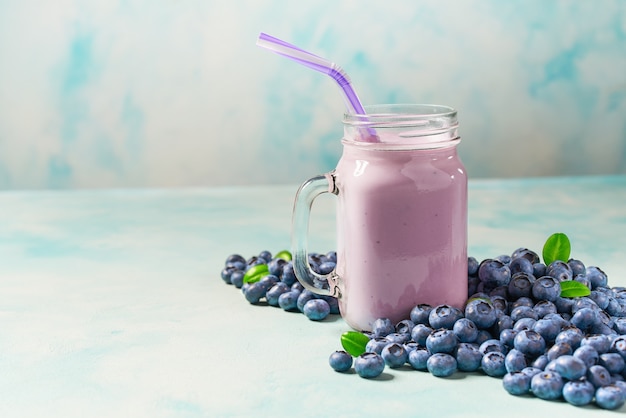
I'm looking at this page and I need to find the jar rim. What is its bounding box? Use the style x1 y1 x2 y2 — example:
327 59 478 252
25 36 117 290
343 104 458 128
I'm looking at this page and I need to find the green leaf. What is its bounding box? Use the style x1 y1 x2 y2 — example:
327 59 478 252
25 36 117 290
275 250 292 261
560 280 591 298
243 264 269 284
341 331 370 357
542 233 571 265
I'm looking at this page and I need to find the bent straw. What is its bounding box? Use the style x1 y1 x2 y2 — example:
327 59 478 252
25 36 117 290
257 33 378 141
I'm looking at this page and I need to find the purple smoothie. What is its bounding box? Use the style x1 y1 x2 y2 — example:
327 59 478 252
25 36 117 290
332 135 467 331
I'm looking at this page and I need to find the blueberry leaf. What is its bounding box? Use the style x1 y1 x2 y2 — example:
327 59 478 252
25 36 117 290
542 233 571 265
243 264 269 284
560 280 591 298
341 331 369 357
275 250 292 261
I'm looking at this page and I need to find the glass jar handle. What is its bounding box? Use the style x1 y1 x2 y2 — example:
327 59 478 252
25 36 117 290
291 172 340 297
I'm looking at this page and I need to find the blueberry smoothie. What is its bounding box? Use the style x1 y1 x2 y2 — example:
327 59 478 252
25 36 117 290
332 132 467 331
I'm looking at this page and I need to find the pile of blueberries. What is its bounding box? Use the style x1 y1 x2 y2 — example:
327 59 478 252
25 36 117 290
220 250 340 321
221 248 626 410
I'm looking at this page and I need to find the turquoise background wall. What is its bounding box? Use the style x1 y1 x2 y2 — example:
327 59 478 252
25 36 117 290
0 0 625 189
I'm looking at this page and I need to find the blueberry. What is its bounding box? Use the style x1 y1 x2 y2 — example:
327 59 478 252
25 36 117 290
319 295 340 315
508 273 535 300
531 276 561 302
500 328 518 349
595 385 626 410
581 334 611 354
588 292 610 312
505 349 527 373
243 282 266 304
381 343 408 368
266 282 290 306
488 286 508 299
546 341 573 361
532 300 557 318
554 296 575 314
426 329 458 354
258 250 272 262
531 354 549 370
408 348 431 371
268 258 287 277
427 353 457 377
562 379 595 406
365 338 389 355
479 339 507 355
478 259 511 288
573 345 599 368
372 318 395 338
514 329 546 357
395 319 415 336
221 266 237 284
490 295 508 315
495 254 511 265
510 305 538 322
467 275 480 298
511 248 540 264
247 256 265 267
482 351 507 377
513 317 537 332
257 275 279 292
546 260 573 282
317 261 336 275
410 304 433 325
521 366 543 379
475 330 493 345
494 315 514 335
553 355 587 380
611 335 626 360
468 256 479 276
587 364 612 388
411 323 434 346
354 352 385 378
599 353 626 374
464 299 497 329
533 263 547 278
615 318 626 334
296 290 316 312
291 281 304 293
570 307 598 331
429 305 463 329
384 332 410 345
455 342 483 372
503 372 531 396
230 270 245 288
453 318 479 343
586 266 608 289
530 371 564 400
302 299 330 321
572 297 600 313
532 318 561 344
555 326 584 350
567 258 586 277
403 342 420 354
329 350 353 372
278 291 300 311
226 253 247 266
509 257 535 276
281 263 297 286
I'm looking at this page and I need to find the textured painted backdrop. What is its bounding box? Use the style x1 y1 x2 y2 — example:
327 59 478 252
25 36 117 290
0 0 625 189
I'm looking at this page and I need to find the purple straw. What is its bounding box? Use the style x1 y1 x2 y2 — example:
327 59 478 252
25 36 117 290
257 33 378 141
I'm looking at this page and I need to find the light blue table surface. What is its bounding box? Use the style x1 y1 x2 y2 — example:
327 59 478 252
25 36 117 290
1 176 625 417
